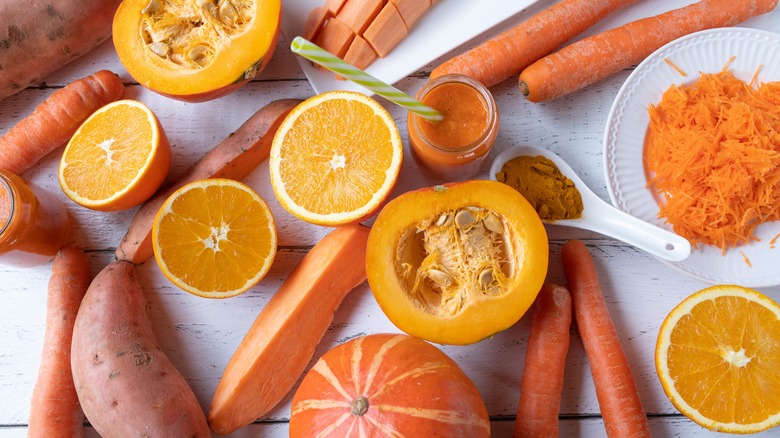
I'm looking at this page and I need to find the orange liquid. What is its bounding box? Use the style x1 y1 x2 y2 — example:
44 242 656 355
418 82 488 150
408 76 498 181
0 172 71 268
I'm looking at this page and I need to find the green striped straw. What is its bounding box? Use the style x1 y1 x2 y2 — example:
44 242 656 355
291 36 443 122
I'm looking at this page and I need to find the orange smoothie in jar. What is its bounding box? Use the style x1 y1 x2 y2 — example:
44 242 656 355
408 74 499 181
0 170 71 267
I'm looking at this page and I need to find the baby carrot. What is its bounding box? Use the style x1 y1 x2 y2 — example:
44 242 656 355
0 70 124 174
561 240 650 438
28 244 91 438
430 0 637 88
514 283 572 438
519 0 779 102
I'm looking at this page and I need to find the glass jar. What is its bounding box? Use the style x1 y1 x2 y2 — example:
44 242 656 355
407 74 499 181
0 170 71 267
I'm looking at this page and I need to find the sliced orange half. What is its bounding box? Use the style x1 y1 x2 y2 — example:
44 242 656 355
152 178 277 299
269 90 403 226
58 99 171 211
656 284 780 433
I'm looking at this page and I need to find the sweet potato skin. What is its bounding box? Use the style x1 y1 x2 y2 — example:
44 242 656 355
70 261 210 438
0 0 122 100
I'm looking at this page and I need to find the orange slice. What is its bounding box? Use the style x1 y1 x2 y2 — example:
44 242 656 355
269 90 403 226
58 99 171 211
152 178 277 299
656 284 780 433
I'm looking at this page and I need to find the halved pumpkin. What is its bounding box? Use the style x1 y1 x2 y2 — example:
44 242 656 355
113 0 281 102
367 180 549 345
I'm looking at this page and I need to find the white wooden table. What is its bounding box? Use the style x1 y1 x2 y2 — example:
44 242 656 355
2 1 779 436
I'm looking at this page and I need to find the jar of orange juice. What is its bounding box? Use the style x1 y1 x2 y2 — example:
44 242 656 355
0 170 71 267
407 74 499 181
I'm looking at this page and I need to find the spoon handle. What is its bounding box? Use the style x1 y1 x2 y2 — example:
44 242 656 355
579 200 691 262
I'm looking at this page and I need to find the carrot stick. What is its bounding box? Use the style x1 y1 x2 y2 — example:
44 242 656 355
28 244 91 438
519 0 779 102
514 283 572 438
561 240 650 438
115 98 300 265
430 0 638 88
0 70 124 174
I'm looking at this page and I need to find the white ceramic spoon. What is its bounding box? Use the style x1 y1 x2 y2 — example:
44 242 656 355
489 145 691 262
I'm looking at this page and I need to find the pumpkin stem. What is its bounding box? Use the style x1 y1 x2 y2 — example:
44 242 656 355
350 396 369 416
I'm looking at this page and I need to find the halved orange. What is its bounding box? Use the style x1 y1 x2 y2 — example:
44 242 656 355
269 90 403 226
152 178 277 299
58 99 171 211
656 284 780 433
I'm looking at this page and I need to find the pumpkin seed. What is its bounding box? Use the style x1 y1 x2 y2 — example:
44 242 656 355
143 0 161 15
148 42 170 57
428 269 452 287
479 269 493 288
187 45 210 67
483 213 504 234
218 0 239 24
454 209 475 230
435 213 452 227
197 0 218 17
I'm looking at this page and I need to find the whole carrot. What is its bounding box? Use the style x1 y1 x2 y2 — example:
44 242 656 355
561 240 650 438
519 0 779 102
0 70 124 174
430 0 638 88
514 283 572 438
28 244 91 438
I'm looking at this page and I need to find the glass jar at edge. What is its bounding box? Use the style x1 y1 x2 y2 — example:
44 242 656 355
0 170 71 268
407 74 499 182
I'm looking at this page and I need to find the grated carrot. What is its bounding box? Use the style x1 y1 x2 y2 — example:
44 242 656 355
770 232 780 249
739 250 752 267
663 58 687 77
644 66 780 253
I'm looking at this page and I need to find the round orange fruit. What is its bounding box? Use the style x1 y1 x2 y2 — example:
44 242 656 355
269 90 403 226
58 99 170 211
152 178 277 299
656 284 780 433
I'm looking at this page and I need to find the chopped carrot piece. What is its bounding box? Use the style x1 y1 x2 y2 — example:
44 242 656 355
313 17 355 58
389 0 431 29
302 6 331 41
337 0 384 34
343 35 378 70
363 2 408 58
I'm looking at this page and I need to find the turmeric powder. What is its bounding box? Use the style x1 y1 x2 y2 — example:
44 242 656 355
496 155 583 220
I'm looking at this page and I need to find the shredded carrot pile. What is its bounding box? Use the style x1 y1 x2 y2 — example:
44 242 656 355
645 68 780 252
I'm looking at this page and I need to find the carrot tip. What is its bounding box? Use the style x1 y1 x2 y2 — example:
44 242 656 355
519 80 530 97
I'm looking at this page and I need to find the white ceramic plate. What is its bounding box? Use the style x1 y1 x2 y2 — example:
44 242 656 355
604 27 780 287
279 0 540 94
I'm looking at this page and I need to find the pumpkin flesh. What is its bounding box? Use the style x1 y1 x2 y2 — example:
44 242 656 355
367 180 548 345
113 0 281 101
290 333 490 437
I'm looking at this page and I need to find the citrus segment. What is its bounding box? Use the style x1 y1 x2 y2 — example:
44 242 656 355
269 90 403 226
58 99 171 211
656 284 780 433
152 178 277 299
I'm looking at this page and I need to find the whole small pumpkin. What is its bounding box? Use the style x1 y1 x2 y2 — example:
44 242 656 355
290 333 490 437
113 0 281 102
366 179 549 345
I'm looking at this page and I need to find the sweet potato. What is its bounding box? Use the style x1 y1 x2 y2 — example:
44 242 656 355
70 261 210 438
208 224 371 435
115 98 300 265
0 0 122 101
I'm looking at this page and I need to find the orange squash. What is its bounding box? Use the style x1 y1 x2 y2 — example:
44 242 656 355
112 0 281 102
366 179 548 345
290 333 490 437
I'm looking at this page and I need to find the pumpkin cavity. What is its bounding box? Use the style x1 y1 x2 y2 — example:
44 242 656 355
140 0 254 69
395 206 515 317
